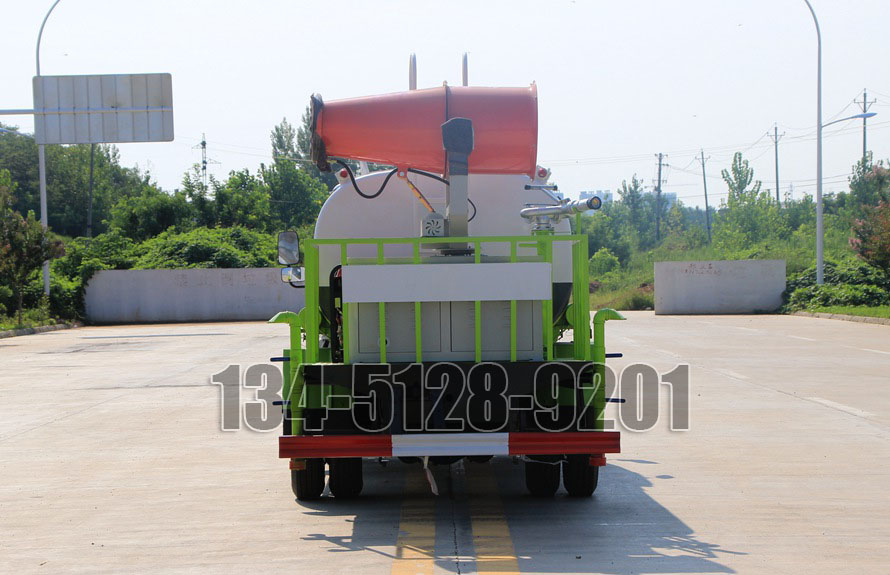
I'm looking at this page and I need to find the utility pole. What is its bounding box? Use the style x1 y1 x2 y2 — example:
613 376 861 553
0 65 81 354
199 134 208 188
855 88 876 164
655 153 662 241
768 125 784 205
86 143 95 239
193 133 219 189
699 149 711 243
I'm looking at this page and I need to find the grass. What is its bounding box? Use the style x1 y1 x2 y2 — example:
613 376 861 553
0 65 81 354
0 306 59 332
0 317 59 332
808 305 890 319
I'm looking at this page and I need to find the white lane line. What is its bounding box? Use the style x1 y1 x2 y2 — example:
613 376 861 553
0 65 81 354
861 348 890 356
842 344 890 356
788 335 817 342
806 397 875 419
715 368 748 380
655 349 682 358
734 326 760 333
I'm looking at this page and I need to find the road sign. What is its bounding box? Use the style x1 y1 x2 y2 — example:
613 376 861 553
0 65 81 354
32 73 173 145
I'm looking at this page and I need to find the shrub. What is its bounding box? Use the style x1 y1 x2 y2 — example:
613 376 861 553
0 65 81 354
784 259 890 311
589 247 620 277
850 202 890 272
789 284 890 310
131 226 275 269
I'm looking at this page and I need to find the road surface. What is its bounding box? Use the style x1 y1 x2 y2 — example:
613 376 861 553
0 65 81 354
1 312 888 574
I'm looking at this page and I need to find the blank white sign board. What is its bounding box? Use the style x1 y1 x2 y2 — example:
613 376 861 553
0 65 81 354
32 73 173 145
341 262 552 303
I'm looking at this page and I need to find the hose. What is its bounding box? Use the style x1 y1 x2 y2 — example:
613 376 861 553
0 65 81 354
335 160 475 221
333 160 397 199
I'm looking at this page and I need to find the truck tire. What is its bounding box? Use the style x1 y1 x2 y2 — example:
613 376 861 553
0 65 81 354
291 458 325 501
328 458 363 498
562 455 599 497
524 460 560 497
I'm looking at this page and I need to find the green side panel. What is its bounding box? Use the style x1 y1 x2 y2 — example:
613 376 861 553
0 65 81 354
377 243 387 363
474 241 482 362
303 242 320 363
289 363 305 436
340 243 350 364
281 347 292 405
509 240 518 362
413 243 422 363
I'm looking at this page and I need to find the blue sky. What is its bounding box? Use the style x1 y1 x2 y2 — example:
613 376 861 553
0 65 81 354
2 0 889 208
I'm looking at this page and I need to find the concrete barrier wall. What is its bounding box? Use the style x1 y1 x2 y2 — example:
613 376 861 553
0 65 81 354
85 268 306 323
654 260 786 315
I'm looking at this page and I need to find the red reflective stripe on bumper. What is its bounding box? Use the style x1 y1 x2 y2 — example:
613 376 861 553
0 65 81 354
508 432 621 455
278 435 392 458
278 431 620 458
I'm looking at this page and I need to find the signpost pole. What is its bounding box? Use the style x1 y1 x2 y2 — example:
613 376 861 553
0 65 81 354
36 0 62 296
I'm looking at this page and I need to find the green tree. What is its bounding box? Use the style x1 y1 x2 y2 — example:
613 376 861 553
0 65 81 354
617 174 644 229
263 118 329 229
213 169 272 230
848 155 890 217
108 187 194 241
272 117 298 161
181 166 216 228
851 202 890 272
0 170 64 324
721 152 762 202
294 109 339 189
0 127 162 237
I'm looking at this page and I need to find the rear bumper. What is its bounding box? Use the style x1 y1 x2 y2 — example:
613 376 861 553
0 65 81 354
279 431 620 459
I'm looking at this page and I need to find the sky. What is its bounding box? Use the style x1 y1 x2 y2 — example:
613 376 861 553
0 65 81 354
2 0 890 209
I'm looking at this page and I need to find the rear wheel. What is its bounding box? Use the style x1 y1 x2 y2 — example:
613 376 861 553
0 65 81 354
524 460 560 497
291 458 325 501
562 455 599 497
328 458 363 498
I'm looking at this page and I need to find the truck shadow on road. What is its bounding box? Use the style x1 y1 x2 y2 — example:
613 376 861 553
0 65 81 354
298 458 743 574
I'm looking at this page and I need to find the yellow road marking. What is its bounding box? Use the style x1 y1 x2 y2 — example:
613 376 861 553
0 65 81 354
466 464 520 575
392 471 436 575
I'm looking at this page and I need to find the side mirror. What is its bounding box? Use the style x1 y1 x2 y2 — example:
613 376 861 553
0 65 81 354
278 231 301 265
280 267 305 285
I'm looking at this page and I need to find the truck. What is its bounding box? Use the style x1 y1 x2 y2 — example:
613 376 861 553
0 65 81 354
271 63 622 500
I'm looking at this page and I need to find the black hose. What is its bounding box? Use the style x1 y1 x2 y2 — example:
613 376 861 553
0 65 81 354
407 168 449 185
333 160 397 199
335 161 473 223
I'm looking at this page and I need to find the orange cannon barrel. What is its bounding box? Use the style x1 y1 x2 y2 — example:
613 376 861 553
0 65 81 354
309 84 538 177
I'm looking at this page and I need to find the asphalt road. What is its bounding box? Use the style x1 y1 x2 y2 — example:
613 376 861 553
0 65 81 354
1 312 888 574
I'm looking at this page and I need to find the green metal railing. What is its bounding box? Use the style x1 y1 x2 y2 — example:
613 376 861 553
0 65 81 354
292 233 591 365
270 230 626 432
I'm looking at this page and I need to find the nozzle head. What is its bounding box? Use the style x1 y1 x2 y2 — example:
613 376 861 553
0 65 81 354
586 196 602 210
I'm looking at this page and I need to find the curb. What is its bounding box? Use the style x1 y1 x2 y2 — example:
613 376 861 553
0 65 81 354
0 322 82 339
791 311 890 326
